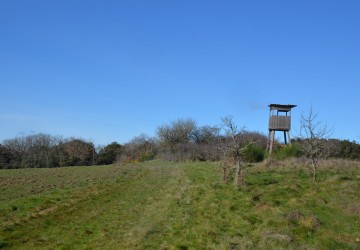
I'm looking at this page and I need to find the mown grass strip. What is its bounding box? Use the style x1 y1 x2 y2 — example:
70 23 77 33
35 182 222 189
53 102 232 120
0 160 359 249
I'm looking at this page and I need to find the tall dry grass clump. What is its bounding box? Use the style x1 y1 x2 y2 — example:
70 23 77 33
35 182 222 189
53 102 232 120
259 157 360 172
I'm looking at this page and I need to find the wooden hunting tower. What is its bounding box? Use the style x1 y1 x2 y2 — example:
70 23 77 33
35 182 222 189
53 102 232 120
267 104 297 154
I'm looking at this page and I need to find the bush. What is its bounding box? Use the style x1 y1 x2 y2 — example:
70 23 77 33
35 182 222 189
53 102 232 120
57 139 95 166
0 240 6 248
158 143 221 162
118 134 157 163
271 145 303 160
242 144 265 163
139 153 156 162
0 145 15 169
157 118 197 148
97 142 123 165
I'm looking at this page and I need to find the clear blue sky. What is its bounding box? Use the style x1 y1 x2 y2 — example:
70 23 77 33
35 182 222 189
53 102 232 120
1 0 359 145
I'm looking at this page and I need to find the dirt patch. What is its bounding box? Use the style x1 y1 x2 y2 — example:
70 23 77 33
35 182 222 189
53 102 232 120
37 205 59 216
261 231 292 243
347 204 360 216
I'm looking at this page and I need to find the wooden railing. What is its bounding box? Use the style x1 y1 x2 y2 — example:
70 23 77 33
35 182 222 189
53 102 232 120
269 116 291 130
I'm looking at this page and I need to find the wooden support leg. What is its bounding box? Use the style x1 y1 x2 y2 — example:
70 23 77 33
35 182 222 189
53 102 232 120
266 130 271 152
269 130 275 155
287 131 292 145
284 131 287 144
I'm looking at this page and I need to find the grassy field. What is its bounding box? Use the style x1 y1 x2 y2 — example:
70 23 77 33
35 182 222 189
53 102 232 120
0 160 359 249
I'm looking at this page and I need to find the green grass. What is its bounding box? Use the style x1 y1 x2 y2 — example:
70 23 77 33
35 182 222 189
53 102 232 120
0 160 359 249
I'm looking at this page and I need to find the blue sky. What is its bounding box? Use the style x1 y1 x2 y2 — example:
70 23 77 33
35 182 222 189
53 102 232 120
1 0 359 145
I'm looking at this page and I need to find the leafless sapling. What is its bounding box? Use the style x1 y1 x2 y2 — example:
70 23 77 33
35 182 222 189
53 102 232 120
219 115 256 187
298 108 332 181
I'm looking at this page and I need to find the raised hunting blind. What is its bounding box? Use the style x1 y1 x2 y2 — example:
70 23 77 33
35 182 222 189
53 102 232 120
266 104 297 154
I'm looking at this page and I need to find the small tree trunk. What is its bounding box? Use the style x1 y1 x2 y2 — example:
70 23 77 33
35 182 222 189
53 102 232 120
222 165 228 182
234 156 243 187
311 159 317 182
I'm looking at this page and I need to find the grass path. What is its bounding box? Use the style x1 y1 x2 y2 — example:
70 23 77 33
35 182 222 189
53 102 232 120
1 160 359 249
1 161 188 249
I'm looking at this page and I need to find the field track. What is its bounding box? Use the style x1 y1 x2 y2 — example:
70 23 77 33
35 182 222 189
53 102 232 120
1 160 359 249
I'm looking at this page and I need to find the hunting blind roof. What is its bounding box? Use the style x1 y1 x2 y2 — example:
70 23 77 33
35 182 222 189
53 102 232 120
269 104 297 112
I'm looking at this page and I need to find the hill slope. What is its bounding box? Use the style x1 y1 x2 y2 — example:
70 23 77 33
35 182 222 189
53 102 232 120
1 160 359 249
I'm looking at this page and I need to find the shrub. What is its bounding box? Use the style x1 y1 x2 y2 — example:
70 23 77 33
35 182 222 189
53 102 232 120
0 240 6 248
271 144 303 160
242 144 265 163
158 143 221 162
139 153 156 162
118 134 157 163
97 142 123 165
157 118 197 148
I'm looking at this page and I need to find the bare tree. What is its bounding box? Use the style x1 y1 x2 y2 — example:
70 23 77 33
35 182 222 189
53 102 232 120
157 118 197 148
119 134 156 163
3 136 27 159
3 134 60 168
298 107 332 181
59 138 95 166
219 116 256 187
193 125 220 144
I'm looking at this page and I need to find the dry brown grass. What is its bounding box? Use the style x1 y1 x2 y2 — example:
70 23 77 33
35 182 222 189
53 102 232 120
256 157 360 171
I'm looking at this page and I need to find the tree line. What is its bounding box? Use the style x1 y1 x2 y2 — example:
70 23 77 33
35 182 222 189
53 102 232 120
1 117 359 169
0 118 266 169
0 135 97 169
